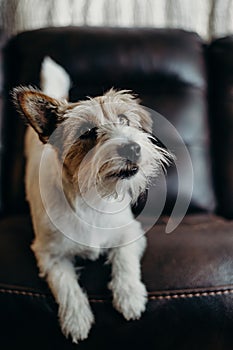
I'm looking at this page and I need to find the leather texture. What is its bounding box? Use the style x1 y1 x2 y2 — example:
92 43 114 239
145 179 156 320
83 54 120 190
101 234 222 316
0 27 233 350
208 36 233 218
1 27 216 215
1 214 233 350
0 30 6 213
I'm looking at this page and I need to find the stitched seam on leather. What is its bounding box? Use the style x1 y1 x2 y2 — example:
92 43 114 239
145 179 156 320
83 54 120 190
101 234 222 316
0 288 49 299
148 289 233 301
1 288 233 302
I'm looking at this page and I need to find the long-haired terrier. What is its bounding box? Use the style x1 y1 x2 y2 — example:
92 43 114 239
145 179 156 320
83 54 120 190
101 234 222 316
13 57 172 343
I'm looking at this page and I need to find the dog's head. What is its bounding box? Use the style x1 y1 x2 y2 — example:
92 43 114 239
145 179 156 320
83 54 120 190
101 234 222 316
13 87 172 202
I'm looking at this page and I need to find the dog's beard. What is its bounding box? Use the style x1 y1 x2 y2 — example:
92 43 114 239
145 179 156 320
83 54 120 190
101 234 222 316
104 159 139 179
70 131 170 204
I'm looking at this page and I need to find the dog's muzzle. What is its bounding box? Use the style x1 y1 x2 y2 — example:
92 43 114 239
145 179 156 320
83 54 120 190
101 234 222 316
117 142 141 163
106 141 140 179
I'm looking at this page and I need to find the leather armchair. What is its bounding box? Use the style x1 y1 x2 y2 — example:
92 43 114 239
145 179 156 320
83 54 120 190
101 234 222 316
0 27 233 350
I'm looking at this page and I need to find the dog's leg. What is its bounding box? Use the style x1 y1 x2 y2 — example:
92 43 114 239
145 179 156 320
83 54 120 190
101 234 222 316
33 249 94 343
108 235 147 320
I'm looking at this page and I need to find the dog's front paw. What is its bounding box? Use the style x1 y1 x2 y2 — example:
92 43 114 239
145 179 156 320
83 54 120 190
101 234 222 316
59 299 94 343
109 280 147 320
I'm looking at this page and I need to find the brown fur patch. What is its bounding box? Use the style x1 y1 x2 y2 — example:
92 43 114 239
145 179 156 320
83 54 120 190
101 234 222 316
13 87 67 142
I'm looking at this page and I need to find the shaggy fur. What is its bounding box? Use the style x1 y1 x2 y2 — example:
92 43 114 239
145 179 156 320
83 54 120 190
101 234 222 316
13 57 172 343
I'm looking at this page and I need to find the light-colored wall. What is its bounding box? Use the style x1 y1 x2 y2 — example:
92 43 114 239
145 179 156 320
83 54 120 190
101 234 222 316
1 0 233 40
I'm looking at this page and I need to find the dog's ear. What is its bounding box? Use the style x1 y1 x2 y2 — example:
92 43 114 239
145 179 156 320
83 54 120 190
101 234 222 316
12 87 66 143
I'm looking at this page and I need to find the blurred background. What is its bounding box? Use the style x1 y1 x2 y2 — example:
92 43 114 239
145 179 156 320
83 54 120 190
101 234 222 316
0 0 233 40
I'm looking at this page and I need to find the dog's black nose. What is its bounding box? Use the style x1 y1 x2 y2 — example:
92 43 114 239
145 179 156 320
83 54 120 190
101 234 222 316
118 142 141 162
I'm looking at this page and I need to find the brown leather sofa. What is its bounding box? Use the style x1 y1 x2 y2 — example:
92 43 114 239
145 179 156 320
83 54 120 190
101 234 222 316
0 27 233 350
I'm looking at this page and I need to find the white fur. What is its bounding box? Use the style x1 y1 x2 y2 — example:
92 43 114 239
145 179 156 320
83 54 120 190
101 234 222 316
40 56 71 99
24 58 155 343
26 127 147 343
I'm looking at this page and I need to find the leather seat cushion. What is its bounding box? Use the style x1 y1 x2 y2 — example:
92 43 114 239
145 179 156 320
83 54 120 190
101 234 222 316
1 214 233 297
0 214 233 349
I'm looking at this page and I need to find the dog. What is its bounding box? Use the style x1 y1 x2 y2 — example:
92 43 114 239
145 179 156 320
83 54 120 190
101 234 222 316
13 57 172 343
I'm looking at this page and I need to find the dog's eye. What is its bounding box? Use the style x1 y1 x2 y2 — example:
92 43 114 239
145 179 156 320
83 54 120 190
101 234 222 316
118 114 129 126
79 123 97 139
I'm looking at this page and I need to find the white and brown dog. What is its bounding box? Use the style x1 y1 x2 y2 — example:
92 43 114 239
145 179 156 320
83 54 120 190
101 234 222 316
13 57 171 343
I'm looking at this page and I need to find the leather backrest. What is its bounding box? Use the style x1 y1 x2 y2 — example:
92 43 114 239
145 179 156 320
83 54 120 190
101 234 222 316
1 27 216 215
208 36 233 218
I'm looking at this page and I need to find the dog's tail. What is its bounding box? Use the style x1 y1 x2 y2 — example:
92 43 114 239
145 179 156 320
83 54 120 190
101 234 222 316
40 56 71 99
